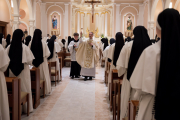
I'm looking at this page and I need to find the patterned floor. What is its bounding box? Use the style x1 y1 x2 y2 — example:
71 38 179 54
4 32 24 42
21 66 112 120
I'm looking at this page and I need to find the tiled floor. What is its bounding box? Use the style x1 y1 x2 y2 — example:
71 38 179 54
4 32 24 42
21 66 112 120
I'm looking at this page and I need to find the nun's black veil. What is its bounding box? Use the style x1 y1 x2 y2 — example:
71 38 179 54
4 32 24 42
8 29 24 76
0 33 3 44
61 39 66 45
113 32 124 66
110 38 115 45
31 29 43 67
68 36 72 46
25 36 31 46
103 38 109 50
5 34 11 48
127 26 151 80
155 9 180 120
48 35 56 60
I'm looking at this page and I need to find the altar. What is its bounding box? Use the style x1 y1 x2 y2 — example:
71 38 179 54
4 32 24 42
51 29 60 36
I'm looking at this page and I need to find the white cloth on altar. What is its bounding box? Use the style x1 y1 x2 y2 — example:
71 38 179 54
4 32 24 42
29 41 52 94
68 41 80 61
48 42 61 80
130 41 161 120
116 41 138 120
107 43 116 95
0 44 10 120
6 44 35 113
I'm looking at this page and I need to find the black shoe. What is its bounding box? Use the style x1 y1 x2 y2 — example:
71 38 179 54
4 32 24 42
89 77 92 80
71 76 74 79
84 77 87 81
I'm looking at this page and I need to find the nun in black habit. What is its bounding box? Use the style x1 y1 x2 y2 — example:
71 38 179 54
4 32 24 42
29 29 51 94
7 29 34 113
5 34 11 48
106 32 124 95
48 35 61 81
130 8 180 120
116 26 152 120
25 35 32 46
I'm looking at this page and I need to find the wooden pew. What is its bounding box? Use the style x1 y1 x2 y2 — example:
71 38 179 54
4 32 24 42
30 67 44 109
110 69 123 111
64 53 71 66
129 100 139 120
6 77 21 120
58 57 62 80
105 61 110 86
113 79 123 120
58 51 65 67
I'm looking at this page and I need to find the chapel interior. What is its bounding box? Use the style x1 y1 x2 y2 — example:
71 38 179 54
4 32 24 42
0 0 178 120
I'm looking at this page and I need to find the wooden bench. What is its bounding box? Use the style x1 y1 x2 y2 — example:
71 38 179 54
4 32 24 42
129 100 139 120
49 62 59 86
110 69 123 111
64 53 71 66
58 57 62 80
113 79 123 120
105 61 110 86
30 67 45 109
6 77 21 120
58 51 65 67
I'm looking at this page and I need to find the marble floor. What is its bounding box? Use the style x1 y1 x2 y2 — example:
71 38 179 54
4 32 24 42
22 66 112 120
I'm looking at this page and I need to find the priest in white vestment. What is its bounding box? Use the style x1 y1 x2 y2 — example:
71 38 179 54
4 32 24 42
29 29 51 95
0 44 10 120
68 33 81 79
116 26 152 120
107 32 124 95
130 9 180 120
7 29 35 113
76 32 99 81
48 35 61 81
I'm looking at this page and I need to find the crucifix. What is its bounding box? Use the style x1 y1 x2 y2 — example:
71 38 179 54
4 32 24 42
85 0 101 23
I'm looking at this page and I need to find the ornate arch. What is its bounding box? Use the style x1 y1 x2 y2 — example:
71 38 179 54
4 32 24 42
120 5 139 15
19 20 29 31
18 0 33 19
46 4 65 15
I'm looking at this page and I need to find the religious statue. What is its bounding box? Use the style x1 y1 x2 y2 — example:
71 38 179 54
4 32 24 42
127 16 132 31
95 28 99 38
52 15 57 29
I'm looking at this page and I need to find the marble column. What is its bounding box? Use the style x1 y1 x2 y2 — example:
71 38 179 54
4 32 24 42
105 12 108 37
116 4 120 33
81 13 84 31
87 13 90 30
95 13 98 29
148 21 155 39
83 12 87 35
101 13 105 36
77 12 80 33
12 14 20 32
112 3 116 38
98 12 101 36
41 3 47 37
64 3 69 38
137 4 144 26
29 20 35 37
